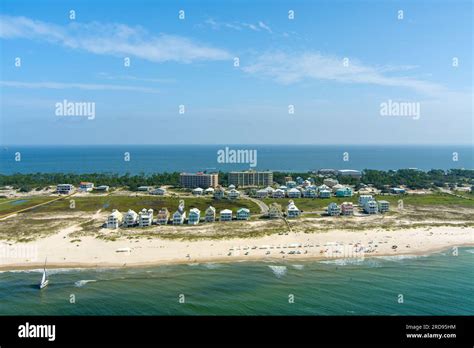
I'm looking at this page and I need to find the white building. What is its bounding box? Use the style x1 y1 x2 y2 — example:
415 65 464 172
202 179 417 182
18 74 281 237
236 208 250 220
359 195 374 206
188 208 201 225
268 202 282 219
287 188 302 198
319 189 331 198
205 206 216 222
213 187 225 200
227 189 240 200
57 184 74 195
192 187 204 196
173 210 186 225
151 187 166 195
286 200 301 218
323 178 339 187
138 208 154 227
303 188 317 198
272 189 286 198
327 202 341 216
220 209 233 221
378 200 390 213
364 200 378 214
204 187 215 195
124 209 138 227
79 182 94 192
256 189 268 198
106 209 123 229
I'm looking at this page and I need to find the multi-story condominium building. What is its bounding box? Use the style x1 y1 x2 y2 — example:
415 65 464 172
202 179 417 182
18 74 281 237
151 187 166 195
138 209 154 227
57 184 74 194
341 202 354 216
268 202 282 219
378 200 390 213
213 187 225 200
236 208 250 220
272 189 286 198
180 172 218 189
327 202 341 216
173 210 186 225
227 189 240 200
319 189 331 198
359 195 374 206
228 170 273 187
156 208 170 225
79 182 94 192
192 187 204 196
286 200 300 218
205 206 216 222
303 188 317 198
124 209 138 227
364 200 378 214
335 187 353 197
220 209 233 222
188 208 201 225
323 178 339 187
256 189 268 198
287 188 302 198
106 209 123 229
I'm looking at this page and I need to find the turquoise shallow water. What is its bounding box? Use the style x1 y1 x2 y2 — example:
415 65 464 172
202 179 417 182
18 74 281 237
0 248 473 315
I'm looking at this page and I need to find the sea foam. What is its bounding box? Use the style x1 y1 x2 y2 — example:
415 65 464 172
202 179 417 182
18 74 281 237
268 265 287 278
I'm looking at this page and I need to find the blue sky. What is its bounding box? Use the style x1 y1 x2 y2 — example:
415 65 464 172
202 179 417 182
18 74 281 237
0 0 472 145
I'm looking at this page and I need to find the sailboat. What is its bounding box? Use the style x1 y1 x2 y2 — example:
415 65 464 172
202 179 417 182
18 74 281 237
39 258 49 289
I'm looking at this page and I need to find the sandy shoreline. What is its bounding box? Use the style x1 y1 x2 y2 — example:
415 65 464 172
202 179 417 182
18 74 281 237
1 225 473 271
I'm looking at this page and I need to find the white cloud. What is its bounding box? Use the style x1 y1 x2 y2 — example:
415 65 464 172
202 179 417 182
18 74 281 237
242 51 447 96
0 15 231 63
0 80 161 93
258 21 272 33
203 18 272 34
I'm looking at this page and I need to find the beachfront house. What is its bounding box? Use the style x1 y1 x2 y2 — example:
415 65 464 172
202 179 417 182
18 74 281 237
341 202 354 216
319 189 331 198
264 186 275 194
256 189 268 198
106 209 123 229
94 185 109 192
363 200 378 214
157 208 170 225
151 187 166 195
378 200 390 213
57 184 74 195
287 188 302 198
192 187 204 196
391 187 406 194
272 189 286 198
137 186 152 192
323 178 339 187
286 200 301 218
124 209 138 227
227 189 240 200
335 187 353 197
79 182 94 192
172 210 186 225
317 184 331 192
228 184 236 190
220 209 233 222
205 206 216 222
213 187 225 200
188 208 201 225
268 202 282 219
138 209 154 227
359 195 374 206
327 202 341 216
204 187 215 195
286 181 297 189
279 185 288 192
303 188 317 198
236 208 251 220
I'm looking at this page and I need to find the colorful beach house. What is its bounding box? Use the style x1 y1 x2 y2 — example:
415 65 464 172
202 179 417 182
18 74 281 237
79 182 94 192
268 202 282 219
327 202 341 216
220 209 233 222
106 209 123 229
138 209 153 227
319 189 331 198
286 200 301 218
335 187 353 197
56 184 74 195
205 206 216 222
363 200 378 214
378 200 390 213
172 210 186 225
188 208 201 225
157 208 170 225
124 209 138 227
236 208 251 220
227 189 240 200
287 188 302 198
192 187 204 196
358 195 374 206
213 187 225 200
341 202 354 216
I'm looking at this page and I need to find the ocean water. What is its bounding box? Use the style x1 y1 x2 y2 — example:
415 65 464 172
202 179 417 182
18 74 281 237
1 248 473 315
0 145 472 174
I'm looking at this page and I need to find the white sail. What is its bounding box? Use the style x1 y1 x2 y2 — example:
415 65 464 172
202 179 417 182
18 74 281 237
41 269 46 284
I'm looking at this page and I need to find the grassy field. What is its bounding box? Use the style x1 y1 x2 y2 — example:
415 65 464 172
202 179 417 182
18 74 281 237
30 195 261 214
0 196 58 215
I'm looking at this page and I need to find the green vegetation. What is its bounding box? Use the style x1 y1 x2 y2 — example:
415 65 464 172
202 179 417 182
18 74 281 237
0 196 57 215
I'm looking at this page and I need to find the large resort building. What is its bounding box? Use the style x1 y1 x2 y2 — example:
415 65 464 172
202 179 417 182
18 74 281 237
228 170 273 188
180 172 219 189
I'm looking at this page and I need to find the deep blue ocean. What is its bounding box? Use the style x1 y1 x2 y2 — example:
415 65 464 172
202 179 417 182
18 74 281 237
0 145 472 174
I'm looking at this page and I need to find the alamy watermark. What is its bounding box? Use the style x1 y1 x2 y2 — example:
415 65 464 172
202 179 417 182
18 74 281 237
380 99 420 120
55 99 96 120
217 147 257 167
